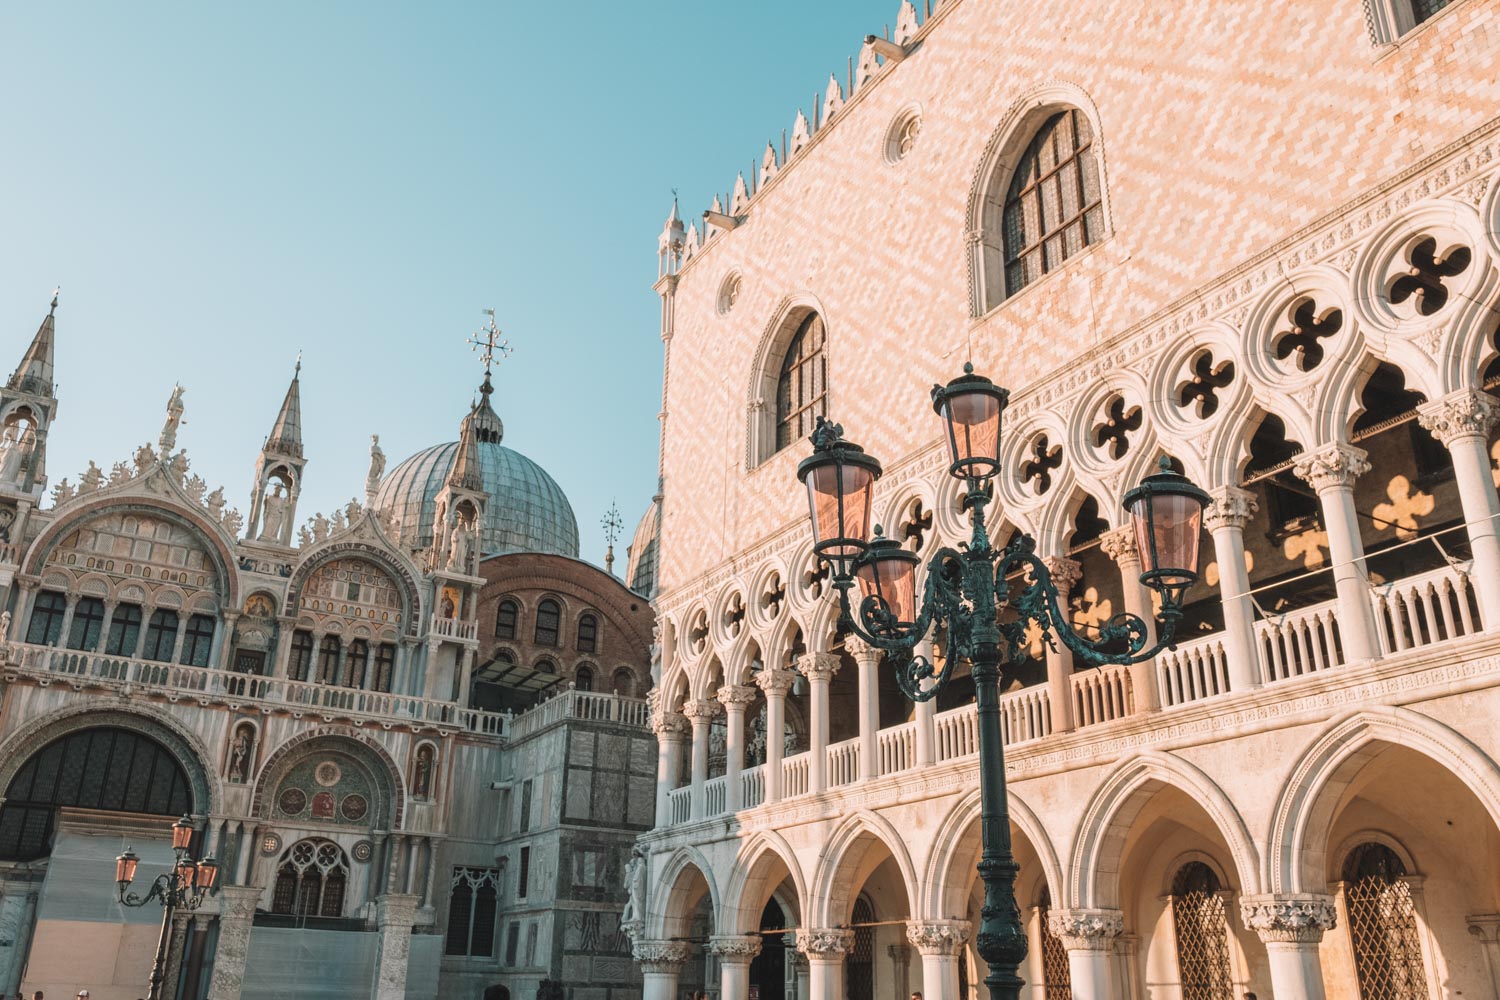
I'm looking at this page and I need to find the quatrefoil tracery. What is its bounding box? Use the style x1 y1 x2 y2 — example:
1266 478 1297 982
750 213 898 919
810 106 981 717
1388 236 1472 317
899 499 934 553
1021 434 1063 496
1178 350 1236 419
1092 395 1143 461
723 592 746 637
687 610 710 654
803 556 830 600
760 571 786 620
1272 298 1343 373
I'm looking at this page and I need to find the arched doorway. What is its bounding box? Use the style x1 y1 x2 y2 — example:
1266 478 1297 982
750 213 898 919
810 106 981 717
749 898 788 1000
484 986 511 1000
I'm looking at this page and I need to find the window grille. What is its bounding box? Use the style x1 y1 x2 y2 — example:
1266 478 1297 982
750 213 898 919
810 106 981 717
496 599 519 639
447 867 502 956
1001 109 1104 298
270 838 351 919
775 313 828 453
26 591 66 646
1170 862 1234 1000
575 664 594 691
1038 886 1073 999
104 603 143 655
1412 0 1451 24
848 895 875 1000
576 613 598 653
143 610 179 662
317 635 340 685
535 599 561 646
1344 843 1430 1000
289 630 314 682
182 614 215 667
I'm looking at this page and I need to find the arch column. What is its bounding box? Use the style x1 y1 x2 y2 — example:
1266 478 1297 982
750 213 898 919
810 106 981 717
682 697 720 821
57 593 79 648
1293 444 1380 662
710 935 764 1000
1049 908 1123 1000
1240 894 1337 1000
12 578 38 641
1100 528 1159 712
212 610 240 670
396 636 419 694
133 604 153 658
204 884 262 1000
906 920 971 1000
796 928 853 1000
845 636 881 781
796 652 840 794
652 711 689 825
1205 486 1261 691
1418 389 1500 630
271 616 297 677
755 665 796 803
1041 556 1080 733
634 940 693 1000
718 684 756 811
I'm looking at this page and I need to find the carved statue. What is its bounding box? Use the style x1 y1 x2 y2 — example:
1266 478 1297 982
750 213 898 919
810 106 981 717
312 511 330 542
298 524 313 548
80 461 104 493
447 512 474 572
51 477 73 506
133 443 156 474
366 435 386 498
169 450 190 483
160 383 186 450
412 745 434 798
259 483 289 542
205 486 226 517
0 507 14 544
621 846 648 927
0 425 29 483
108 461 131 486
227 727 252 783
0 610 10 641
222 508 243 537
331 507 346 533
345 497 362 524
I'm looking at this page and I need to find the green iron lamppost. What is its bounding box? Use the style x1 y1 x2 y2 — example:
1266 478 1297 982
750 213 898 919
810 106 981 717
114 816 219 1000
796 364 1209 1000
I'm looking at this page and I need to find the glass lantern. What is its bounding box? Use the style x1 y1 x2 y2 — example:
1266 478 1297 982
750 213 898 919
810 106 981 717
931 364 1010 484
853 528 921 629
798 419 883 578
1121 458 1211 612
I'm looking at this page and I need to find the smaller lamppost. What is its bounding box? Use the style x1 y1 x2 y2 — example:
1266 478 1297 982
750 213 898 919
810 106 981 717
115 815 218 1000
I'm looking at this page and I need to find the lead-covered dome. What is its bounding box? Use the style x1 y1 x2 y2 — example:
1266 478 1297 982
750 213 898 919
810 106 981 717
625 492 661 598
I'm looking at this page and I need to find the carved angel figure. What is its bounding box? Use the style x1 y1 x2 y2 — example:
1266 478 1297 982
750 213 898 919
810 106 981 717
80 461 104 493
160 383 186 450
133 443 156 474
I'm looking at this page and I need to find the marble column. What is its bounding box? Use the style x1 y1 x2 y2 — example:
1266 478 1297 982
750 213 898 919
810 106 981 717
371 893 420 1000
271 616 298 677
205 884 262 1000
788 945 810 1000
1205 485 1261 692
1419 389 1500 630
213 611 241 670
906 919 971 1000
682 697 721 821
653 710 690 825
634 940 693 1000
845 636 882 782
1468 913 1500 996
796 652 840 794
1240 894 1337 1000
797 928 854 1000
58 594 79 649
1050 908 1124 1000
1099 528 1160 713
1293 444 1380 662
1040 556 1081 734
710 934 764 1000
718 684 756 811
913 637 936 767
755 665 796 803
170 612 190 664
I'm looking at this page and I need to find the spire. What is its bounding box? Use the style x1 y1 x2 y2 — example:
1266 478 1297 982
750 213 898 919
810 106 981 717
602 499 623 577
8 290 58 397
448 402 485 492
264 356 303 458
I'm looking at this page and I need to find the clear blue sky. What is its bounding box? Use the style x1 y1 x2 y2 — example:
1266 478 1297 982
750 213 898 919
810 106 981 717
0 1 887 566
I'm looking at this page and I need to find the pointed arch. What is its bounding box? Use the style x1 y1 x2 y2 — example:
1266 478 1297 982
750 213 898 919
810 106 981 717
721 830 809 935
921 785 1064 921
809 809 920 927
648 844 722 939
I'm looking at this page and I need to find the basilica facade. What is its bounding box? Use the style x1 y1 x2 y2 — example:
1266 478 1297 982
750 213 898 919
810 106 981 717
632 2 1500 1000
0 304 655 1000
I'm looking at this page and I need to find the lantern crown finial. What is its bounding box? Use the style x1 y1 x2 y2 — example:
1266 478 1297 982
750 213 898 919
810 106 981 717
809 415 844 452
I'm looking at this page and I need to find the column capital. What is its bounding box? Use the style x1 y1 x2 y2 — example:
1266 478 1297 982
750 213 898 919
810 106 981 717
843 634 883 665
1098 526 1138 564
755 665 797 695
681 697 722 723
215 883 264 920
707 933 764 963
795 651 841 682
1041 555 1082 592
632 939 693 972
1292 443 1370 493
717 683 758 711
1047 908 1124 951
905 918 971 956
1203 485 1259 532
374 892 421 930
651 710 690 738
1417 388 1500 443
796 927 855 957
1467 912 1500 944
1239 893 1338 943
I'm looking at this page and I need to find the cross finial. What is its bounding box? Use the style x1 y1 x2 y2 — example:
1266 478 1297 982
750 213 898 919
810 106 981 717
49 286 59 315
294 350 302 376
602 499 624 576
469 308 513 377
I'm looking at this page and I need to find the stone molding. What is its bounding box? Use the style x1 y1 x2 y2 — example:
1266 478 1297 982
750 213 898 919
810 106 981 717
796 651 841 683
1097 526 1138 565
796 927 855 957
905 919 971 956
1417 388 1500 443
651 710 690 739
1047 908 1124 951
375 892 420 929
1292 443 1370 493
755 665 798 695
1467 913 1500 944
1203 486 1259 533
1239 894 1338 943
1041 556 1082 592
632 939 694 971
843 634 883 664
682 698 723 723
717 684 759 709
708 934 765 962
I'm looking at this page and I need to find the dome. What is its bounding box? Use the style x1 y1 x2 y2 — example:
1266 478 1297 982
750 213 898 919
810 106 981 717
624 493 661 598
374 438 580 558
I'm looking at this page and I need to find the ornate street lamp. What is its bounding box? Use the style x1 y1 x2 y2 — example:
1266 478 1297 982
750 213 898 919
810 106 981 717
796 365 1208 1000
115 815 218 1000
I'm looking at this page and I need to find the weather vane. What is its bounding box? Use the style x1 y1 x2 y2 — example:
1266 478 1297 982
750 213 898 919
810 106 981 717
602 499 624 576
468 308 513 376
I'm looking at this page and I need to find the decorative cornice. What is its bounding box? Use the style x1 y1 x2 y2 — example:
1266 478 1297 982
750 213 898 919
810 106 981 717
905 919 971 956
1203 485 1259 533
796 651 841 682
796 927 855 957
1047 908 1124 950
1417 388 1500 444
1239 894 1338 943
632 939 693 971
1292 443 1371 493
754 665 798 695
707 934 764 962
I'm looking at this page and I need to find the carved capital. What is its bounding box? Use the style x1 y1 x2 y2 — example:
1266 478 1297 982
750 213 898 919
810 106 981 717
755 665 797 695
843 634 883 665
795 651 841 683
708 934 764 963
717 683 758 710
632 939 693 972
1047 908 1124 951
796 927 855 958
1041 555 1082 593
1239 894 1338 943
651 710 690 739
1417 388 1500 444
1098 525 1138 565
681 698 722 724
905 919 971 956
1203 485 1259 532
1292 443 1370 493
1467 913 1500 945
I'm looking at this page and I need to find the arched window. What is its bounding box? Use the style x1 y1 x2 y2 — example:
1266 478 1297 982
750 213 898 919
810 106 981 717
372 643 395 693
495 599 520 640
289 629 314 682
1367 0 1453 41
105 603 143 656
181 614 215 667
575 664 594 692
535 599 561 647
535 658 557 675
316 635 341 685
1343 842 1429 999
67 597 106 651
1000 109 1103 299
848 895 876 1000
25 591 66 646
447 867 501 956
347 640 370 689
143 610 179 662
775 314 828 453
1037 885 1072 998
1169 861 1234 1000
270 838 350 919
0 727 194 860
612 668 634 698
576 613 598 653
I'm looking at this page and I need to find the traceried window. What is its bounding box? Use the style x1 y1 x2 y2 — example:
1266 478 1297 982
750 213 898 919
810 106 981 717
317 635 341 685
1170 862 1234 1000
105 603 143 655
535 599 561 647
576 613 598 653
289 629 314 682
446 867 501 956
1344 843 1429 999
495 599 520 640
271 838 350 919
67 598 106 651
775 313 828 453
1001 109 1104 298
143 610 179 662
25 591 66 646
372 642 395 693
182 614 215 667
848 895 876 1000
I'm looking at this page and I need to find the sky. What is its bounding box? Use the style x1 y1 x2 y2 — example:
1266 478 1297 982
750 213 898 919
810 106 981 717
0 0 890 568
